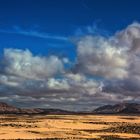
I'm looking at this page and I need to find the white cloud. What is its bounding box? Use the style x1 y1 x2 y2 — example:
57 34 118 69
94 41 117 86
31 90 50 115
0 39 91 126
65 73 86 82
75 36 128 79
115 22 140 51
0 26 68 41
47 78 70 90
4 48 64 80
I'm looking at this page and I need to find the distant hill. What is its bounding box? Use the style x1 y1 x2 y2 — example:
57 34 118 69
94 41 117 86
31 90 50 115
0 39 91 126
0 102 75 114
94 103 140 114
0 102 140 114
0 102 19 114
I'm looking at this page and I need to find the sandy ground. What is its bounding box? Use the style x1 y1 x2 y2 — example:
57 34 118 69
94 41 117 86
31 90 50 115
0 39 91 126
0 114 140 139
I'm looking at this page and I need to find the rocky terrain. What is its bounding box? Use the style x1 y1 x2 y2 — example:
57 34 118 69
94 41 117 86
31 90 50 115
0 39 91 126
94 103 140 114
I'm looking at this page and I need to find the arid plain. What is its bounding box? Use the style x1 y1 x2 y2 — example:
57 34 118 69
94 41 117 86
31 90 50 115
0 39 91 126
0 115 140 140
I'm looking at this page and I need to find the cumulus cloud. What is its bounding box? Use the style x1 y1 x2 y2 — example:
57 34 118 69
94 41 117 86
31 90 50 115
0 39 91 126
70 22 140 107
1 22 140 110
75 35 128 79
0 48 102 110
47 78 70 90
74 22 140 81
115 22 140 51
4 48 64 80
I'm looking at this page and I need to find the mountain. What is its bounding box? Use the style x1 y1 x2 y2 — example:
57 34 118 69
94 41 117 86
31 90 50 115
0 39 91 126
0 102 75 114
0 102 20 114
94 103 140 114
0 102 140 114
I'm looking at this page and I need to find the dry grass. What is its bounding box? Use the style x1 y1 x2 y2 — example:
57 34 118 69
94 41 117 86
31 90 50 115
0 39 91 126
0 115 140 139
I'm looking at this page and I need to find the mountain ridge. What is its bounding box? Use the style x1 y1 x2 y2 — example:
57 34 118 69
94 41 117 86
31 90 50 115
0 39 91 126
0 102 76 114
0 102 140 114
94 103 140 114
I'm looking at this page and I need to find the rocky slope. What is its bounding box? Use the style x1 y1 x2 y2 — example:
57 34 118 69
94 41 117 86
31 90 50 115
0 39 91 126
0 102 20 114
0 102 75 114
94 103 140 114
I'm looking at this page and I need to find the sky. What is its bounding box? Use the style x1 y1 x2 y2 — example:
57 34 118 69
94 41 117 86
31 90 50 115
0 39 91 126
0 0 140 111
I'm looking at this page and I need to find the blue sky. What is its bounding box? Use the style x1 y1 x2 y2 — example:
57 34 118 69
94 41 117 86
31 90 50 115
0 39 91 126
0 0 140 58
0 0 140 110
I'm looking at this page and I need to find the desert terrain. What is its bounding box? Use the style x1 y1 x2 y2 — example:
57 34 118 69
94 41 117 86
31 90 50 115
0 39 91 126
0 115 140 140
